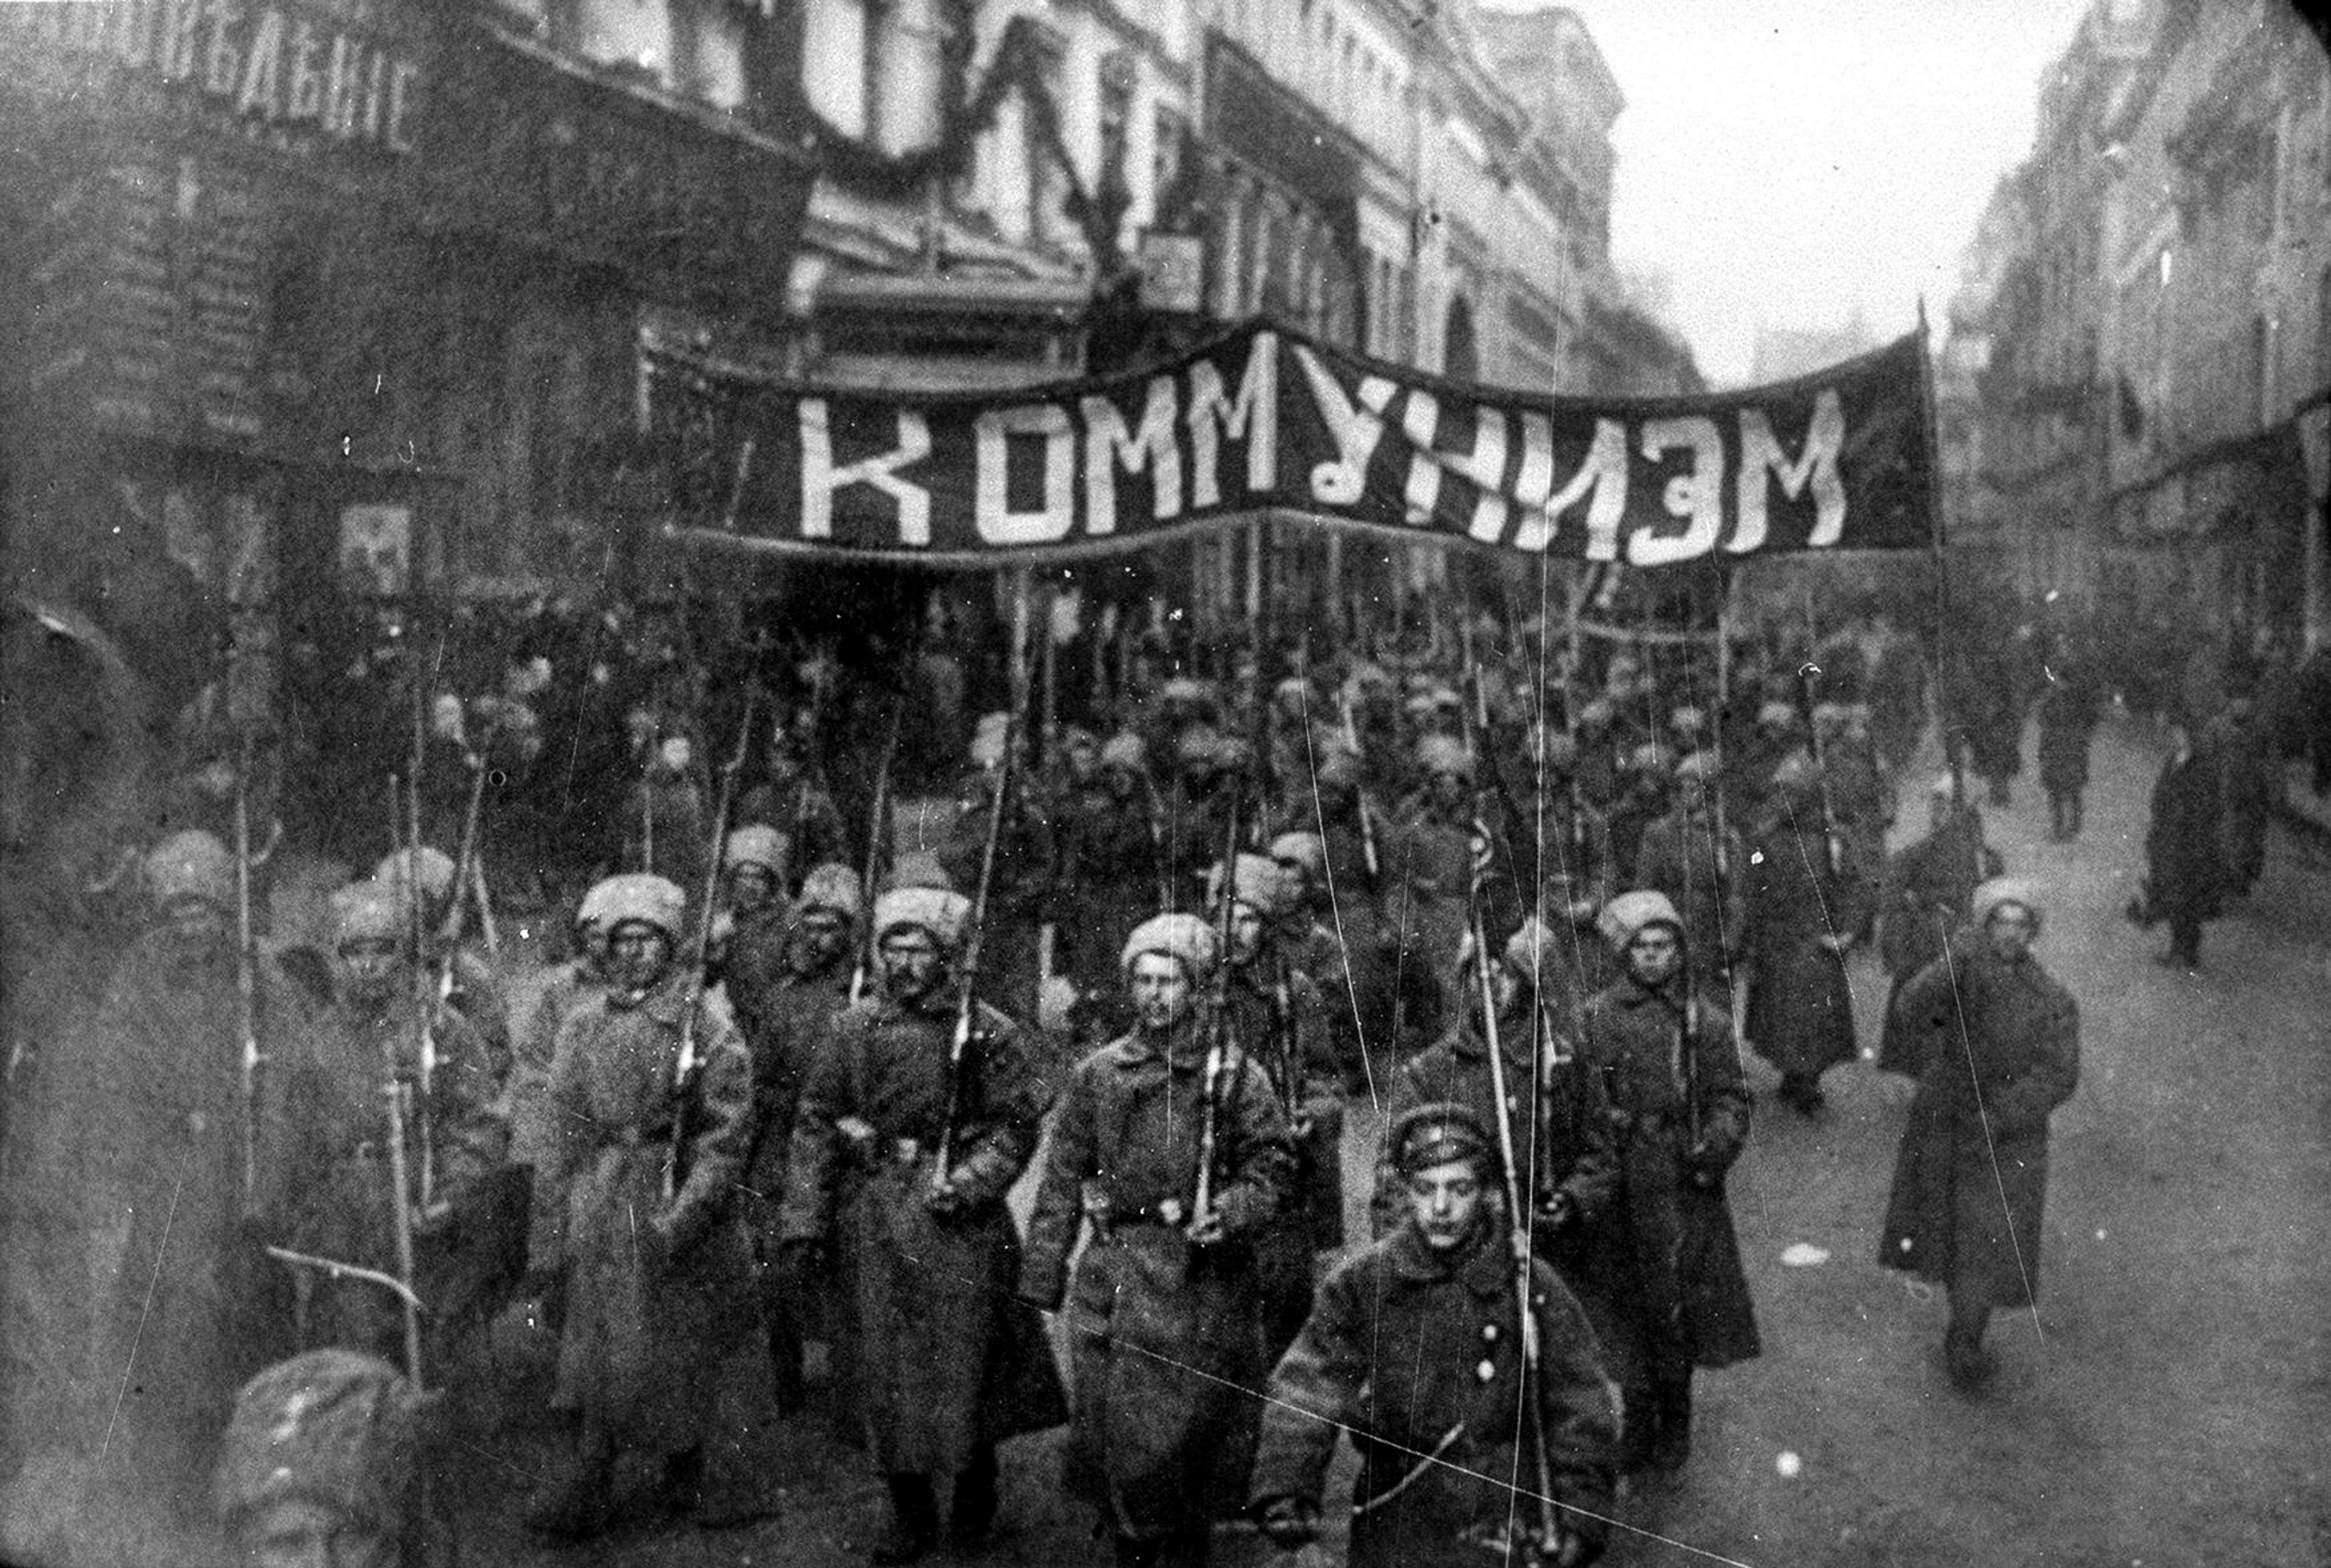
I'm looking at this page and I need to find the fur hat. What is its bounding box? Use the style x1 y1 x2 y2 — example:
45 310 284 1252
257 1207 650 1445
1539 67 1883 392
873 886 972 949
1970 877 2043 932
1313 745 1364 792
1120 912 1220 980
970 711 1013 769
595 874 687 940
330 881 405 948
1207 853 1289 919
214 1349 427 1537
1598 889 1685 953
881 850 955 894
1387 1101 1493 1175
1099 732 1149 775
1416 733 1475 782
723 825 789 876
797 861 864 921
1268 832 1326 878
375 846 455 905
145 830 234 912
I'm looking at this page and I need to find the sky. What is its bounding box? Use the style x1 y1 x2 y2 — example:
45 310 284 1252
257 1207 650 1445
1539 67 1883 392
1497 0 2097 387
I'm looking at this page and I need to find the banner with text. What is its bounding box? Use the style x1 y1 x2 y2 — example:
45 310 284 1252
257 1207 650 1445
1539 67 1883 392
654 319 1936 569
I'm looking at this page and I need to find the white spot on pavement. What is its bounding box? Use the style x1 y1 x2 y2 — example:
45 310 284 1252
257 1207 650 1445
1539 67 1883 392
1777 1451 1802 1478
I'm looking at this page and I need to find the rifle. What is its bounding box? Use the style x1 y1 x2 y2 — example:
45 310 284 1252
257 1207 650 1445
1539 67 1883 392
381 774 429 1382
232 735 264 1222
388 776 438 1213
931 701 1017 1198
1794 662 1847 880
1337 688 1382 886
849 688 908 1006
667 679 761 1203
1189 782 1243 1234
1467 809 1566 1559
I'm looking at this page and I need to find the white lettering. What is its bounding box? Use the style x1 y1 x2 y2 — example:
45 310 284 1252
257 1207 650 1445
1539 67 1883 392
1733 390 1848 551
1292 346 1389 507
234 5 282 118
1186 330 1278 509
384 56 418 152
1515 418 1629 558
975 404 1077 545
1448 406 1510 543
202 0 242 96
160 0 203 80
799 401 932 546
286 18 324 120
1079 378 1181 537
1631 416 1724 566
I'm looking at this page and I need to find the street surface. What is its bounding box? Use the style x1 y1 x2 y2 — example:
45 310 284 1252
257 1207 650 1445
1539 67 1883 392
440 714 2331 1568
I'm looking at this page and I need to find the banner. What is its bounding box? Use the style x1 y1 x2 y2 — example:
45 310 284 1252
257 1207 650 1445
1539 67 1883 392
652 319 1936 570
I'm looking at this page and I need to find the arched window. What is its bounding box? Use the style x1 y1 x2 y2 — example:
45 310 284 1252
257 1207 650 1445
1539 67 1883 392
1444 294 1478 383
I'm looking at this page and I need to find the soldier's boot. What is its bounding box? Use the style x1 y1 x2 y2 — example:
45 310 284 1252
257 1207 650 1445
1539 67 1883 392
1944 1326 1995 1393
948 1444 999 1551
1649 1374 1694 1473
523 1420 613 1541
870 1474 938 1564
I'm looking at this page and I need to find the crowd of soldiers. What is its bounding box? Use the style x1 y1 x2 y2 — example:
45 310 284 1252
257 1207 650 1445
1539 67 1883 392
0 577 2113 1568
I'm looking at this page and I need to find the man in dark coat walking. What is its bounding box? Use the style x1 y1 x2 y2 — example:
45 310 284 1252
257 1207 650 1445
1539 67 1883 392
2140 720 2227 970
1578 892 1760 1473
1879 879 2079 1391
780 884 1067 1563
1877 778 1999 1078
1249 1102 1617 1567
1740 756 1867 1113
1019 913 1294 1568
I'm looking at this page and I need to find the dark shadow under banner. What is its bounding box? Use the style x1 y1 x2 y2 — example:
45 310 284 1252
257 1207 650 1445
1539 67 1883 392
649 318 1937 571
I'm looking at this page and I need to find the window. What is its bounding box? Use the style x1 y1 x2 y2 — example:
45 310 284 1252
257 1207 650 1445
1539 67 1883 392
802 0 870 137
576 0 673 83
674 0 747 110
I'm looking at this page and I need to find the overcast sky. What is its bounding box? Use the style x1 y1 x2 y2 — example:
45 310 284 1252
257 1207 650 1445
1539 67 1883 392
1510 0 2096 387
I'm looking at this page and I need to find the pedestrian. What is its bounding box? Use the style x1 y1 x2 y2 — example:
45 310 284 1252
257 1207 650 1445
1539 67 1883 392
1577 892 1760 1472
521 873 764 1537
1876 779 1998 1078
778 884 1068 1564
1019 912 1295 1568
1249 1101 1618 1568
1879 879 2079 1392
2211 696 2274 899
212 1348 442 1568
2035 666 2101 843
1740 756 1865 1113
2137 718 2227 971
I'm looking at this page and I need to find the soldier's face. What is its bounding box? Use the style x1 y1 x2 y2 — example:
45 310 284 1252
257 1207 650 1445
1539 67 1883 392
1626 926 1683 987
1226 903 1266 966
1407 1158 1487 1252
237 1497 395 1568
337 938 403 1005
1129 952 1195 1031
798 909 849 963
609 923 672 992
163 896 228 950
880 929 946 1001
1067 739 1100 781
1102 763 1139 799
1271 858 1312 907
1430 772 1467 810
1985 905 2035 963
726 864 778 913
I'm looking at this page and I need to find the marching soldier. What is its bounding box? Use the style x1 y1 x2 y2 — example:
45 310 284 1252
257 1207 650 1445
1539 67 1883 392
376 846 513 1081
281 880 506 1365
1630 754 1746 1003
506 880 617 1204
523 874 762 1537
739 724 851 888
937 715 1054 1026
1020 913 1294 1568
1250 1102 1618 1568
0 832 306 1561
1578 893 1760 1474
780 884 1067 1563
1876 779 1998 1078
1387 735 1488 1011
1525 728 1619 1014
1740 755 1868 1113
1210 854 1344 1362
1051 731 1169 1019
1380 918 1619 1294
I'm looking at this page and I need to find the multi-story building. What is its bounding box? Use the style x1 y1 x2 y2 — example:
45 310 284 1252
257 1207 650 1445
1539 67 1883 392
1947 0 2331 653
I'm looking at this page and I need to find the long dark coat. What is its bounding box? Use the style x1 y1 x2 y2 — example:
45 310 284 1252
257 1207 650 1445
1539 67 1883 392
1879 941 2078 1306
1742 804 1865 1079
1021 1025 1294 1545
778 992 1066 1473
1051 779 1168 990
1875 812 1992 1077
532 975 757 1456
0 929 308 1550
2145 741 2227 927
2035 677 2100 795
1576 978 1761 1384
1248 1224 1618 1568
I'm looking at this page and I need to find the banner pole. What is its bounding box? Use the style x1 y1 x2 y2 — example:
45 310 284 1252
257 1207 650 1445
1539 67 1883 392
1915 297 1966 804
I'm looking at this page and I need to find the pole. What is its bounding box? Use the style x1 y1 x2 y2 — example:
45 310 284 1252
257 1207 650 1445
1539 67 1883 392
1916 297 1968 807
232 735 263 1221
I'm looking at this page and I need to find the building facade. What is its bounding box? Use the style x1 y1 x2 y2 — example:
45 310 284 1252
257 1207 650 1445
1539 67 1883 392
1944 0 2331 653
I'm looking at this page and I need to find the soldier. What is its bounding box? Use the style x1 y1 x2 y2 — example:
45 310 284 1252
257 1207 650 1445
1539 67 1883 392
1740 756 1867 1114
212 1349 438 1568
731 860 864 1416
1876 779 1998 1078
506 880 615 1239
1051 731 1169 1021
1209 853 1345 1363
2035 663 2102 843
1020 913 1295 1568
280 880 506 1365
1578 892 1760 1473
376 846 513 1081
1604 742 1674 898
0 832 306 1563
937 714 1054 1027
1386 735 1486 1010
779 884 1067 1563
1880 880 2079 1392
1379 918 1618 1294
523 874 762 1537
1249 1102 1618 1568
739 725 850 889
1630 755 1746 1005
2138 716 2227 971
